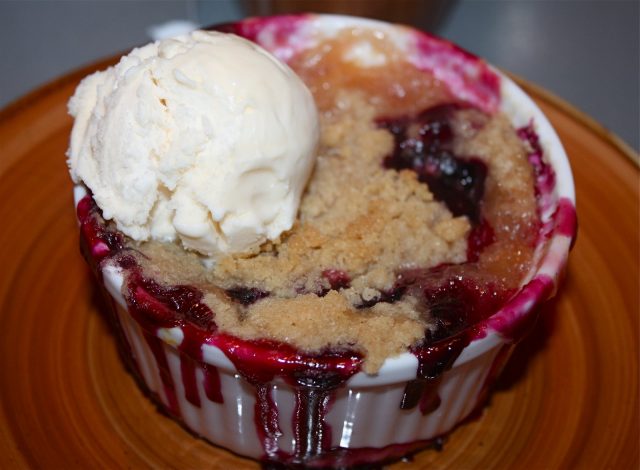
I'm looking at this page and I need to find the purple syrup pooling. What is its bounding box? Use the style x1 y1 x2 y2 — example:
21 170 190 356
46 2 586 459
378 104 488 224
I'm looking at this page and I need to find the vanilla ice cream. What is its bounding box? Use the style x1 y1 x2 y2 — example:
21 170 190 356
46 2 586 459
67 30 319 258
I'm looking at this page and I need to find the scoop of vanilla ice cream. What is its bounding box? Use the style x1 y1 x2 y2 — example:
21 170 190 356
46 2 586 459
67 30 319 258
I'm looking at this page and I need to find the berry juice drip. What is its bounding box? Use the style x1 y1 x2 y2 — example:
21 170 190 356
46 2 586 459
401 335 470 415
180 352 202 407
202 364 224 403
74 202 228 416
210 335 362 463
292 385 332 460
143 331 181 416
289 367 358 462
255 383 284 458
119 260 219 417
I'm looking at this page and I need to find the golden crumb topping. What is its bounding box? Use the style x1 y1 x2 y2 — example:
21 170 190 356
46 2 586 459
127 31 538 373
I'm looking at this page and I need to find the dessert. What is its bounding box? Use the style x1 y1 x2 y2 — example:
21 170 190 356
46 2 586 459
69 15 577 469
68 30 319 258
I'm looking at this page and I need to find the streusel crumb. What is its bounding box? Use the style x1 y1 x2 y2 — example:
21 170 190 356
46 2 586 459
133 93 472 372
129 33 537 372
214 93 470 296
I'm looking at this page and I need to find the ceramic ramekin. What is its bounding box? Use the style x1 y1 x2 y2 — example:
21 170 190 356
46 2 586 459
74 14 577 468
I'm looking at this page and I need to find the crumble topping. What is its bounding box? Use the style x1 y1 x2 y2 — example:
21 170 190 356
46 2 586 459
122 31 538 373
134 93 473 372
213 92 471 297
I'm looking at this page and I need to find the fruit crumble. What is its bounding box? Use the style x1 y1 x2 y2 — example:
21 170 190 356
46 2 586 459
87 29 539 374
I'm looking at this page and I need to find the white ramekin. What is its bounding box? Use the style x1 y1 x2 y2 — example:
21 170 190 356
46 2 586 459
74 14 576 468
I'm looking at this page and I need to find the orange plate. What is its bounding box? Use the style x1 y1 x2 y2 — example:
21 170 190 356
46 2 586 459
0 62 638 469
